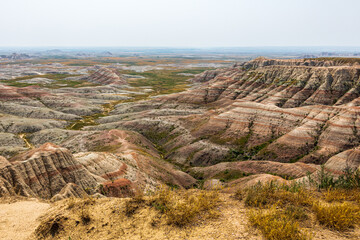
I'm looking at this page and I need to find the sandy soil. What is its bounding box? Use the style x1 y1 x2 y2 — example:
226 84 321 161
0 199 50 240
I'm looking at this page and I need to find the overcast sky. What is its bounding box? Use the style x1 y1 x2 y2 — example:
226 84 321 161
1 0 359 47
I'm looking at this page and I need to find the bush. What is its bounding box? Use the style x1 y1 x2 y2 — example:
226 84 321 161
336 167 360 189
314 165 336 190
248 208 310 240
312 202 360 231
307 166 360 190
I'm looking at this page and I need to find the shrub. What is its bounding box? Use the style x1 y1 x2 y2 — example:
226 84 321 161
336 167 360 189
312 202 360 231
314 165 336 190
248 208 310 240
307 166 360 190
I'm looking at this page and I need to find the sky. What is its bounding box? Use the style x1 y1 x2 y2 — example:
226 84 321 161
0 0 359 47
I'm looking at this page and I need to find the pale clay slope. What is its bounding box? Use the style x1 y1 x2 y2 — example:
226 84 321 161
0 200 50 240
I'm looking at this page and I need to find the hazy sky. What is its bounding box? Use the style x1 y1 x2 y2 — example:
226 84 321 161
1 0 359 47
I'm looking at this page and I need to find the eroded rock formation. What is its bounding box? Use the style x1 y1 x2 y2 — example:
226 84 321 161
2 58 360 200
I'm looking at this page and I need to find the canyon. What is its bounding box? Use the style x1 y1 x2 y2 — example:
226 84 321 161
0 56 360 239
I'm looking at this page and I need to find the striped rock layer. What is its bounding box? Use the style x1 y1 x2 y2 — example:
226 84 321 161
84 67 127 86
90 58 360 176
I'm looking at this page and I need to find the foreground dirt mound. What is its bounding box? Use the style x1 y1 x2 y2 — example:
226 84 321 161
33 194 261 240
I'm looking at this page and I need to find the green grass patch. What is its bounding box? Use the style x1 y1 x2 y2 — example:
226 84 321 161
213 169 250 182
120 68 211 96
1 74 98 89
89 143 122 152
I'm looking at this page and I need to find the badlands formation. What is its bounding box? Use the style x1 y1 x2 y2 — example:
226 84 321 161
1 57 360 239
1 57 360 198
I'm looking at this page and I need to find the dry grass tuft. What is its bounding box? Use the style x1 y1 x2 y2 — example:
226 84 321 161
324 188 360 203
248 207 310 240
312 202 360 231
124 193 146 217
151 187 220 227
67 198 76 209
284 205 308 221
35 215 65 239
233 189 244 201
80 208 91 225
244 182 312 208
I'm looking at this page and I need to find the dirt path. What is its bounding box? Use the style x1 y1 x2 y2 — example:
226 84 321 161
0 200 50 240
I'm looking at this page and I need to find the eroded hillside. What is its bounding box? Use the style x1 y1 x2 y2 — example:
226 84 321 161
1 57 360 239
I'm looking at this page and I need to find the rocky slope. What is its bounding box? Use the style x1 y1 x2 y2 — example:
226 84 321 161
84 58 360 183
82 67 127 86
0 130 195 199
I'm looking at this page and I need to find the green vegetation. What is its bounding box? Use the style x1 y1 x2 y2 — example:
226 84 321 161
121 68 210 96
89 143 122 153
1 74 98 88
307 165 360 190
66 101 119 130
66 68 210 131
222 135 276 163
213 169 250 182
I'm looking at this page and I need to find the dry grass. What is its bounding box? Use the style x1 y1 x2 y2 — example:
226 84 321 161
36 215 65 239
233 188 244 201
123 186 221 227
284 205 308 221
240 180 360 238
124 194 146 217
324 188 360 203
248 207 310 240
244 182 312 208
151 187 220 227
312 202 360 231
243 182 312 240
